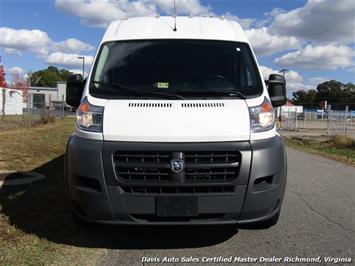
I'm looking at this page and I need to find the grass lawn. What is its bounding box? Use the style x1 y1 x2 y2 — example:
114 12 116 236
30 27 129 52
0 117 104 266
0 115 41 131
284 136 355 166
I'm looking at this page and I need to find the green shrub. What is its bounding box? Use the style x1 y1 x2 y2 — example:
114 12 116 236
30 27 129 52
38 109 56 124
329 135 354 148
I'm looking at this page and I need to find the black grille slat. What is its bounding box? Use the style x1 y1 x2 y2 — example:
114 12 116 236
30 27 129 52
116 171 169 176
185 152 239 164
185 162 239 169
121 186 234 194
114 151 240 194
116 162 170 169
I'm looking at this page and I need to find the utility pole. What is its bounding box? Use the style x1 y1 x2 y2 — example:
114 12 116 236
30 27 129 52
279 68 288 77
277 68 288 126
77 56 85 77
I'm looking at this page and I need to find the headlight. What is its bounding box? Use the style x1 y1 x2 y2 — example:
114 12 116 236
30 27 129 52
249 97 275 133
76 97 104 132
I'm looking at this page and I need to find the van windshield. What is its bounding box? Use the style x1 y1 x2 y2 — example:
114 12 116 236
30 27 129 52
90 40 263 99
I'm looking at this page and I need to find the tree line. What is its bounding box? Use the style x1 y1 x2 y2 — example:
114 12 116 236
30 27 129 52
28 66 73 87
292 80 355 110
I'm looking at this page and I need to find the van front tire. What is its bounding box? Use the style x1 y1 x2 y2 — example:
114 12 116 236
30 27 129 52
71 212 94 228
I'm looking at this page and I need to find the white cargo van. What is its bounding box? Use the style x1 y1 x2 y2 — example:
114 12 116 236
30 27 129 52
65 16 287 227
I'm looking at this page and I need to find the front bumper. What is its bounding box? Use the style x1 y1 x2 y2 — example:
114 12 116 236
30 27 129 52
65 136 287 225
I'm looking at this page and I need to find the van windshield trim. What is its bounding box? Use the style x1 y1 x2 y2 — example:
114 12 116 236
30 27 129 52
89 39 263 99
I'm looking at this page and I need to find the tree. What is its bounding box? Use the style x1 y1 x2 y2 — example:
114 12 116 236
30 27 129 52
12 73 29 102
0 61 7 117
29 66 73 87
344 82 355 110
292 89 317 108
0 63 7 88
292 80 355 110
314 80 354 110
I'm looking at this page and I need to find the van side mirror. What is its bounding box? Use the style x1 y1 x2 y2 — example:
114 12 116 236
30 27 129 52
66 74 84 108
267 74 287 107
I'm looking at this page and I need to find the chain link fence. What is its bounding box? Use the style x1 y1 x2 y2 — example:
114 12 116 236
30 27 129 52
280 109 355 137
22 93 73 126
327 110 354 136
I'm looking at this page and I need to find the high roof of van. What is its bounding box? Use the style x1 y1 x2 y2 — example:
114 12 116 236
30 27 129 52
101 16 249 44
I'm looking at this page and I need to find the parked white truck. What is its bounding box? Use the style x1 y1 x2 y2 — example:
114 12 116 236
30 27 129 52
65 16 287 227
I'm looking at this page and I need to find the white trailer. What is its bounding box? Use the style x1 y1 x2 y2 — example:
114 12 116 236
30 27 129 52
0 87 23 115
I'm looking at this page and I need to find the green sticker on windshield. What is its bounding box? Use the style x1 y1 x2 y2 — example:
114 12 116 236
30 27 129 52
157 82 169 89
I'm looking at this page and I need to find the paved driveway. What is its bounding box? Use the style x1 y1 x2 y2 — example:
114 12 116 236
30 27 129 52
98 147 354 266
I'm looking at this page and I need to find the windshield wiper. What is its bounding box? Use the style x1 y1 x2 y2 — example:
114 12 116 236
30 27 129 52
179 90 246 99
91 80 185 100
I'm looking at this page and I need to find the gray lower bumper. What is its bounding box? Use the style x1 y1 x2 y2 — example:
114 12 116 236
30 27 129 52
65 135 287 225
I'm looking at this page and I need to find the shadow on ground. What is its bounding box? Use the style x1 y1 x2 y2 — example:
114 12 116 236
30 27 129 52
0 155 237 249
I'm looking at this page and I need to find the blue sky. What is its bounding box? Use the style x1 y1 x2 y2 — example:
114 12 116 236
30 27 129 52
0 0 354 94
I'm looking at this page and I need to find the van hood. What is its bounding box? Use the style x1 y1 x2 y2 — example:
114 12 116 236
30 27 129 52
103 100 250 142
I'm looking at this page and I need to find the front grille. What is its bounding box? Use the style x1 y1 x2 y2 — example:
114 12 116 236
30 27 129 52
120 185 235 194
114 152 171 182
184 151 240 182
114 151 241 183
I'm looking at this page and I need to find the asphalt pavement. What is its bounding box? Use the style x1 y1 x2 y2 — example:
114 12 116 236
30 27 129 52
97 147 354 266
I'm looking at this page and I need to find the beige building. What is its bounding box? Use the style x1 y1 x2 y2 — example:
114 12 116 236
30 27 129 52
27 81 67 109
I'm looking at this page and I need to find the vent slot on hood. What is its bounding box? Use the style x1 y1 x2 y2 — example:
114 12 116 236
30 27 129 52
128 102 172 108
181 102 225 108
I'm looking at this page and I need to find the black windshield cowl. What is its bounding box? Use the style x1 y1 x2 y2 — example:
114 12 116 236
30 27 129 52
177 90 246 100
91 81 185 100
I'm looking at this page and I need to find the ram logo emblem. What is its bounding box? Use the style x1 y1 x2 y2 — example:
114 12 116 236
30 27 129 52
170 159 184 174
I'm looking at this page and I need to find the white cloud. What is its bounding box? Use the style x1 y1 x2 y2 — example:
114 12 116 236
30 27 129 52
223 12 255 29
0 27 95 57
69 68 88 76
270 0 355 44
8 66 23 75
55 0 212 28
55 0 127 28
52 38 95 53
4 48 23 56
259 65 276 80
45 52 94 68
254 7 285 27
307 77 328 85
264 7 285 17
274 44 355 70
259 65 312 91
0 27 51 56
150 0 211 15
286 82 314 92
245 27 300 57
259 65 302 82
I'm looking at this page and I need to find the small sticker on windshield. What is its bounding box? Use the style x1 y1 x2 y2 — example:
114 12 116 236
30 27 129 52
157 82 169 89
